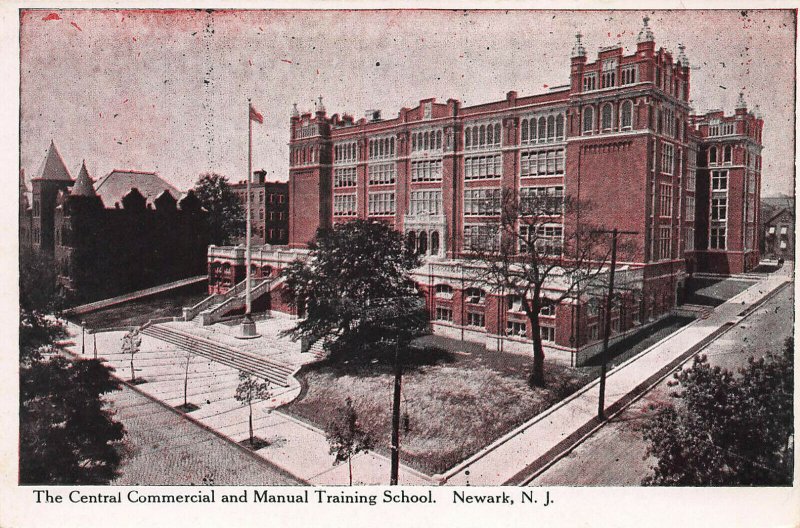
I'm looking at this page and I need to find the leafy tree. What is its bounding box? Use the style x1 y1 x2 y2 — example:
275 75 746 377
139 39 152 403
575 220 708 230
466 189 622 387
234 372 272 446
20 355 125 484
282 219 429 362
325 397 373 485
192 173 245 246
642 339 794 486
19 246 70 313
121 328 142 383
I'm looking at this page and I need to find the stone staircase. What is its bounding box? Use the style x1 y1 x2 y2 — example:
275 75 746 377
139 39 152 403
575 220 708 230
679 303 713 320
184 277 281 326
141 323 295 387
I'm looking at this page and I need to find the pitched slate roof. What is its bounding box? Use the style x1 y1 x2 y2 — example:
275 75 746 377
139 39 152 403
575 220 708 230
70 161 97 197
33 140 72 181
94 169 180 207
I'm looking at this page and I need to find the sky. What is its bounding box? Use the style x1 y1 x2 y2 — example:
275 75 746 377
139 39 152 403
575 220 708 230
19 9 796 196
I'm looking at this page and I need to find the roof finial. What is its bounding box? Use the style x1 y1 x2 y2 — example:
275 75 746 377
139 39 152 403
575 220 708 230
571 32 586 58
736 91 747 110
291 102 299 117
317 95 325 114
637 15 655 43
677 43 689 68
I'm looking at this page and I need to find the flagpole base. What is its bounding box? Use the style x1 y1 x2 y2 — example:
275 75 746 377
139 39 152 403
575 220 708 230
236 314 261 340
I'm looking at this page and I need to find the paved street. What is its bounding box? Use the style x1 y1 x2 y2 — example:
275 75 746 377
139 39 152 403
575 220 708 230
532 281 794 486
109 384 300 485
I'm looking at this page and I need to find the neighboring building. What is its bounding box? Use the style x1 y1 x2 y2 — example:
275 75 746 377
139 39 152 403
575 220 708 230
204 20 766 364
22 141 209 303
762 207 794 260
230 170 289 246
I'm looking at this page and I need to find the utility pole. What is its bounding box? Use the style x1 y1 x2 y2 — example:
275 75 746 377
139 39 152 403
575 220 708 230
596 228 637 420
390 333 402 485
81 321 85 356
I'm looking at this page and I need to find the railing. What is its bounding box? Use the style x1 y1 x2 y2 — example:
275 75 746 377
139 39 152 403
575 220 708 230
67 276 207 316
198 278 273 325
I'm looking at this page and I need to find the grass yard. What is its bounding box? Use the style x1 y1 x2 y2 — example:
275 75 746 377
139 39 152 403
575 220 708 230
282 346 588 476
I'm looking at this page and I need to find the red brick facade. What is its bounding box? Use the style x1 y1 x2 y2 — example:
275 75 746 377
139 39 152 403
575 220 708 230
208 21 763 364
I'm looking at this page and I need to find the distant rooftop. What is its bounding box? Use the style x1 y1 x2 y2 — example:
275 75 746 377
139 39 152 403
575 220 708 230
95 169 180 207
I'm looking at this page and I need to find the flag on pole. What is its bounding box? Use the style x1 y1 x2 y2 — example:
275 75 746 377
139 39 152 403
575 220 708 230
249 104 264 124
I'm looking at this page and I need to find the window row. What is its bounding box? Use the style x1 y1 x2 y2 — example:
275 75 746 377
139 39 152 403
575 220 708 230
369 137 396 160
582 101 634 134
334 167 357 188
411 129 443 153
411 159 443 182
521 149 565 177
409 190 442 216
708 145 733 166
291 145 317 166
333 194 357 216
368 192 396 216
519 186 563 215
657 107 679 139
407 230 440 256
708 121 735 137
520 114 565 144
463 224 499 252
464 123 502 150
464 188 501 216
334 142 358 164
519 224 563 256
368 163 396 185
464 155 502 180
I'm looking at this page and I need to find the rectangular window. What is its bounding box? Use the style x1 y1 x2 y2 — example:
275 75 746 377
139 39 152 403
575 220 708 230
687 168 696 191
781 226 788 235
519 186 564 215
658 226 672 260
769 226 776 234
686 227 695 251
411 160 443 182
711 197 727 221
506 321 527 337
409 190 442 216
659 183 673 217
333 194 357 216
519 224 563 255
334 142 357 164
368 163 396 185
464 224 499 252
620 65 637 85
520 149 565 177
334 167 357 188
368 192 396 216
435 306 453 322
464 154 502 180
685 195 695 222
541 326 555 343
582 73 597 92
660 143 674 175
710 226 727 250
463 188 501 216
711 170 728 191
466 312 485 328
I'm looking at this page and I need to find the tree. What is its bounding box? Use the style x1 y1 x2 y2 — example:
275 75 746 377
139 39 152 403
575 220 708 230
642 339 794 486
466 189 620 387
182 353 193 409
282 219 429 362
192 172 245 246
121 328 142 383
325 397 373 485
234 372 271 447
20 352 125 483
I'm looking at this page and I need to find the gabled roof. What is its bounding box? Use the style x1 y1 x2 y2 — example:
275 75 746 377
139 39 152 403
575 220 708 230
33 140 72 181
765 207 794 226
94 169 180 207
70 161 97 197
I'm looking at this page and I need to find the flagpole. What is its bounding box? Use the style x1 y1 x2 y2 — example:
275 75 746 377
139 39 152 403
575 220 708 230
240 100 259 339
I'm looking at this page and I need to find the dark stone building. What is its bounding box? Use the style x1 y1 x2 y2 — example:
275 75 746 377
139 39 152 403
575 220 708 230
22 141 209 303
230 170 289 246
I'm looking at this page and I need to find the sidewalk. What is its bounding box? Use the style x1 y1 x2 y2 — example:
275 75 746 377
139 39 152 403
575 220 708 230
65 320 433 486
440 263 793 485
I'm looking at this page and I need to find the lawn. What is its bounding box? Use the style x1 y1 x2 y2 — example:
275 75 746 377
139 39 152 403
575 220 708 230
282 343 588 476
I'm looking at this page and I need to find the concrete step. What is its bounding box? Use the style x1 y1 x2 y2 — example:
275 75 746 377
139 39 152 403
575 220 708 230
141 324 294 387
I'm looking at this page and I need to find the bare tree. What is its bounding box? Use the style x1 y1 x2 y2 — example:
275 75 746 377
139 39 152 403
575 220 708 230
121 328 142 383
466 188 631 387
234 372 272 447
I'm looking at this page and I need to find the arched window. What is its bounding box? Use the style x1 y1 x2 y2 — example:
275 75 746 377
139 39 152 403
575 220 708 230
418 231 428 255
724 145 732 164
521 119 529 142
472 127 478 148
556 114 565 139
390 137 395 156
487 124 493 145
547 115 555 141
620 100 633 130
379 139 384 157
538 117 546 142
406 231 417 252
465 128 471 148
435 284 453 297
583 107 594 134
430 231 440 255
262 265 273 276
601 103 613 131
412 133 417 152
530 119 537 142
424 131 429 151
436 130 442 150
709 146 717 164
479 125 486 147
494 123 501 145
